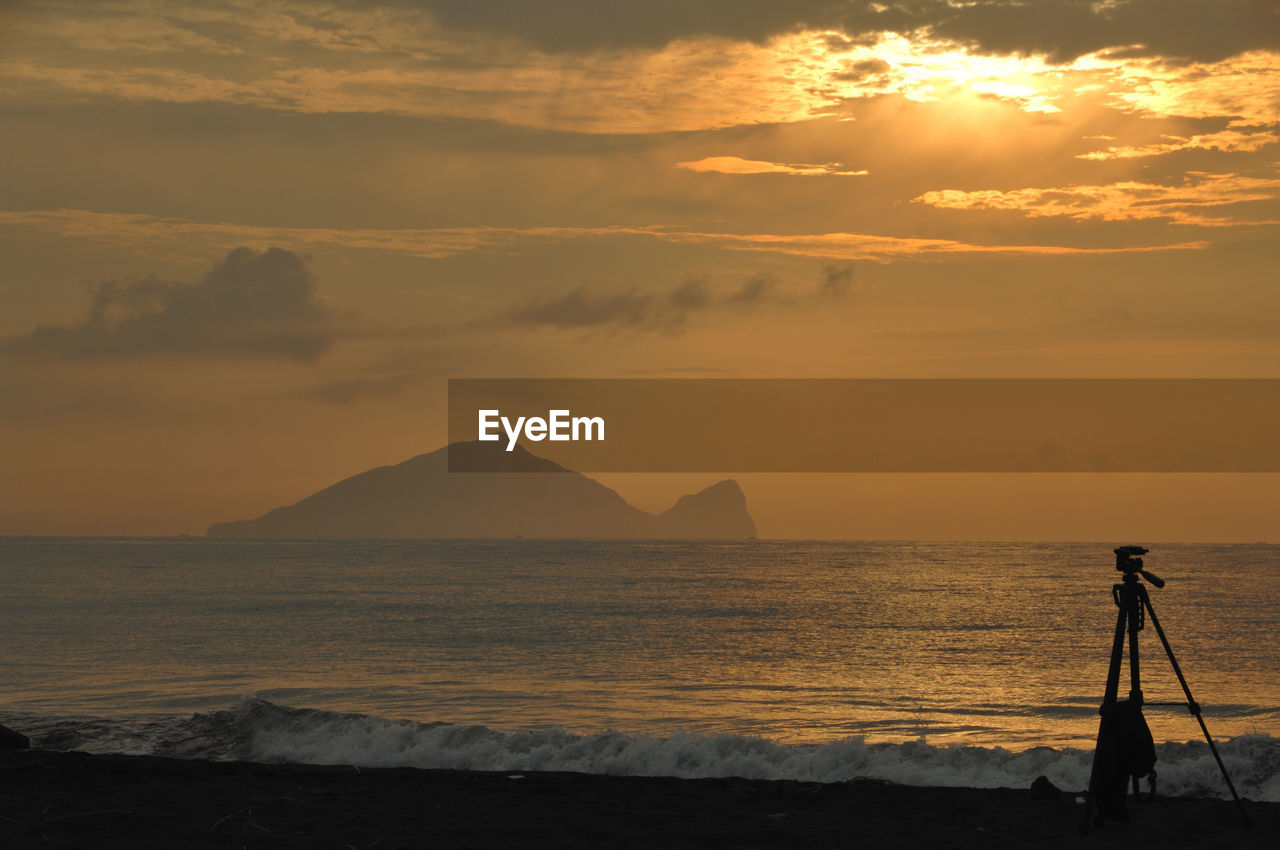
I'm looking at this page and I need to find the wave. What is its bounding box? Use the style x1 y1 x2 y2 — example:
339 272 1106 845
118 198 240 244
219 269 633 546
9 697 1280 802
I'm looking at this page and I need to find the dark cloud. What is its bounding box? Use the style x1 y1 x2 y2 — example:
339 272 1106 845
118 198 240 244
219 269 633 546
415 0 1276 63
503 265 854 333
928 0 1280 64
506 284 662 330
415 0 849 52
725 273 779 305
821 264 854 297
667 278 713 311
5 247 345 361
834 58 894 83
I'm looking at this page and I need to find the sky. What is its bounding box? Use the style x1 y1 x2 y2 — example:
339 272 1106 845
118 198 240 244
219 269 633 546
2 0 1279 540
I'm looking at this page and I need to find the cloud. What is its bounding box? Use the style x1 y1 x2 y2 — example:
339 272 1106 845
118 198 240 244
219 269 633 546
502 265 855 333
677 156 868 176
506 285 663 331
0 209 667 262
1 34 846 133
413 1 844 53
821 264 854 296
4 247 347 361
912 172 1280 226
833 57 894 83
724 273 779 305
414 1 1277 63
925 0 1280 64
6 3 1277 133
661 230 1210 259
0 209 1210 264
1078 126 1280 161
1102 50 1280 126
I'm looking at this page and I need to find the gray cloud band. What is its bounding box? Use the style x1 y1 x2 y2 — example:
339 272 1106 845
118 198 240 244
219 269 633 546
417 0 1278 62
449 378 1280 472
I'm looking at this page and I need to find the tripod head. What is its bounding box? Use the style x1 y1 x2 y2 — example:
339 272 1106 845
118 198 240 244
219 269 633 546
1114 545 1165 588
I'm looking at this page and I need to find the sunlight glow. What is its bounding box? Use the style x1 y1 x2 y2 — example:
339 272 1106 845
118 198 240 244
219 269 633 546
7 3 1279 136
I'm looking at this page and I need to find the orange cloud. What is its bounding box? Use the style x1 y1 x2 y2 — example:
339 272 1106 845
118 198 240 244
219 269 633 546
913 173 1280 227
676 156 867 176
8 2 1276 135
664 230 1209 261
1105 50 1280 126
1078 126 1280 161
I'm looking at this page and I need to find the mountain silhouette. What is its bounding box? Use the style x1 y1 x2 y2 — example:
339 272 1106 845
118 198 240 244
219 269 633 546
206 441 756 539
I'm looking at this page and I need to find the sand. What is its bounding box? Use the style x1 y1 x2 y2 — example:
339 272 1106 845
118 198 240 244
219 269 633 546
0 748 1273 849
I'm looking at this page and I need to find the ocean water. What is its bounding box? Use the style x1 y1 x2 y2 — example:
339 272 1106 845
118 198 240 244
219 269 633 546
2 538 1278 800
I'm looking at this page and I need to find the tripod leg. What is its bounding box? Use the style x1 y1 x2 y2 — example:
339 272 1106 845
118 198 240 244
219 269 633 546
1081 594 1130 833
1141 592 1252 830
1126 585 1143 704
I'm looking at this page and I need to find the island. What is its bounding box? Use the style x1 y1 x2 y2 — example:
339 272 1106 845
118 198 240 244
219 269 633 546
206 441 756 539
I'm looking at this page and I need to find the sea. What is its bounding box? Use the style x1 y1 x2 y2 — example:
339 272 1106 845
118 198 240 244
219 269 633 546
1 538 1278 801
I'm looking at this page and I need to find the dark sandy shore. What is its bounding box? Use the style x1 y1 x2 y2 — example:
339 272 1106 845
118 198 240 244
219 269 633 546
0 748 1273 849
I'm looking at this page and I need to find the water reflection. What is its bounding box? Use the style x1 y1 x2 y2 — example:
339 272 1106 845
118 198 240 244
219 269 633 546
1 538 1276 749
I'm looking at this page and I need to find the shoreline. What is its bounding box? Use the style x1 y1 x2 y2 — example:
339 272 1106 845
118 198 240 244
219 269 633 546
2 748 1274 848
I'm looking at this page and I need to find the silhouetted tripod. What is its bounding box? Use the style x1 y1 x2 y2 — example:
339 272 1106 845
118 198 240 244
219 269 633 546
1081 546 1250 832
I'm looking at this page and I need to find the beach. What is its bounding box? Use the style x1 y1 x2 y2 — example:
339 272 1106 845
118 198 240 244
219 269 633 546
1 747 1273 849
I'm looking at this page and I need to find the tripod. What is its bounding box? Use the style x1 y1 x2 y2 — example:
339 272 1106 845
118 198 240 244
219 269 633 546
1081 546 1250 832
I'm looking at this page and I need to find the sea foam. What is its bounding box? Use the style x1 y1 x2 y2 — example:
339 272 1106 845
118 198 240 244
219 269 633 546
171 698 1280 802
8 697 1277 801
